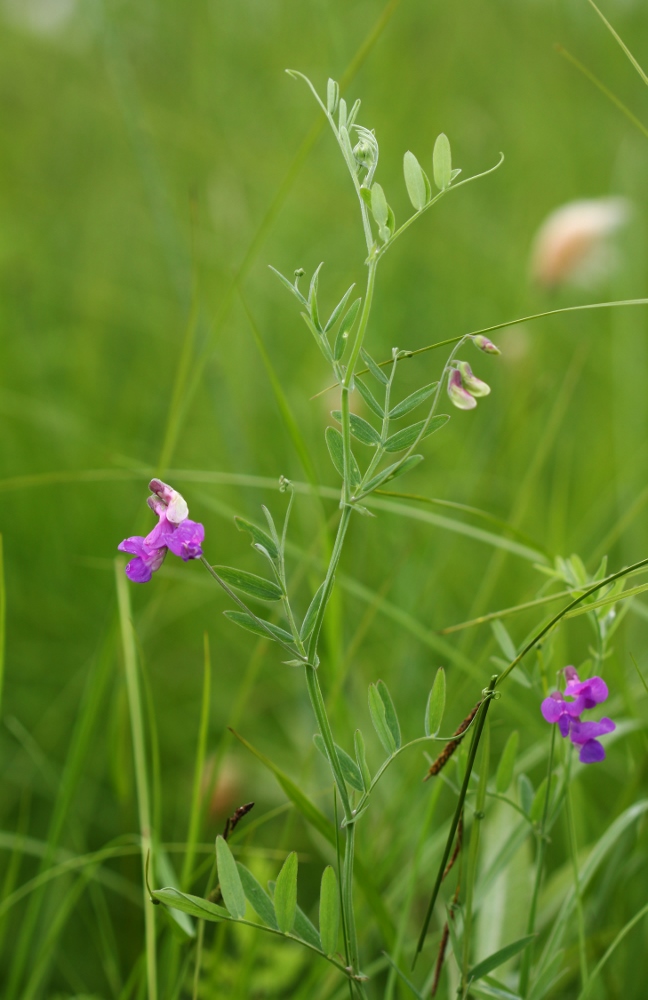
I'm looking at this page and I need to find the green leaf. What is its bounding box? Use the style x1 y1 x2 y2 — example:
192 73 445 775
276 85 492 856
331 410 381 447
308 262 324 331
154 848 195 938
234 516 279 561
152 887 229 923
268 265 307 307
348 98 361 128
370 183 389 227
325 283 355 333
326 78 339 115
319 867 339 957
354 729 371 791
230 728 396 944
355 378 384 418
301 310 333 362
363 454 424 493
214 566 282 602
215 836 246 919
237 863 278 929
425 667 446 737
300 581 326 641
368 682 396 754
338 97 347 130
384 414 449 452
325 426 361 486
223 611 295 645
274 852 298 933
518 774 534 817
333 297 362 361
390 382 439 419
495 731 519 795
491 620 517 660
468 935 535 981
403 150 429 211
377 679 401 750
433 133 452 191
360 347 389 384
293 902 321 949
313 733 364 792
530 777 547 824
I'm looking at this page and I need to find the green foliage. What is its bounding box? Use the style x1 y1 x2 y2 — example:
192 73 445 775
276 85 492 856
4 4 648 999
215 836 246 919
273 853 298 933
425 666 446 737
318 866 340 957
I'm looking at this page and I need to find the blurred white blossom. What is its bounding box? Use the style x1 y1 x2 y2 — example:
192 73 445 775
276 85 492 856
3 0 78 36
531 197 630 289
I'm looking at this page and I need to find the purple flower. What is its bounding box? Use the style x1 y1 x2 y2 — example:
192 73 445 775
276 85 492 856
541 666 615 764
118 480 204 583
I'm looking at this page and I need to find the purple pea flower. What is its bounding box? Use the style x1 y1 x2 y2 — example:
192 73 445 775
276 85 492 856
541 666 615 764
118 479 205 583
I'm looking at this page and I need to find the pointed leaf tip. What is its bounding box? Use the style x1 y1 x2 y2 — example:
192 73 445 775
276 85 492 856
274 852 298 933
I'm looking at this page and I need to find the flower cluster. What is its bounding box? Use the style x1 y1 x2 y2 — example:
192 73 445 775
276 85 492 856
541 666 615 764
447 361 491 411
118 479 204 583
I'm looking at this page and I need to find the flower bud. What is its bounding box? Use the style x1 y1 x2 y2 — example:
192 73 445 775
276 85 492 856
472 334 500 355
457 361 490 398
353 138 376 169
447 368 477 410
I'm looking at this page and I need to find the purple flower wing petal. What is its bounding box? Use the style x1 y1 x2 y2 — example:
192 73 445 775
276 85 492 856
541 694 565 724
582 676 608 707
165 519 204 561
569 717 616 744
118 535 148 557
579 739 606 764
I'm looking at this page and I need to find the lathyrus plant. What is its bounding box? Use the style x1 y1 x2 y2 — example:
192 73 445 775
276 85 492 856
119 73 648 999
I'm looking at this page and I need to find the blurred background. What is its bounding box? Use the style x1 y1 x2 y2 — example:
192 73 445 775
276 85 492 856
1 0 648 997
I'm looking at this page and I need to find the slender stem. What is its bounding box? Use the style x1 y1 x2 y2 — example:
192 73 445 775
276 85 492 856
413 676 497 967
181 633 212 890
304 663 351 818
566 758 588 991
0 534 5 718
343 824 360 970
115 561 157 1000
344 260 377 391
519 725 556 997
461 721 490 991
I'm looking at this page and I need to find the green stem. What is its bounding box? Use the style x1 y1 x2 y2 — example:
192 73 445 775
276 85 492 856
344 260 377 392
413 676 497 967
461 720 490 991
304 663 351 818
181 633 212 890
519 725 556 997
115 561 157 1000
566 759 588 991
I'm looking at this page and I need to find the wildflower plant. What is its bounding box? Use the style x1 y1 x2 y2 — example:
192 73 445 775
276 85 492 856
115 72 648 1000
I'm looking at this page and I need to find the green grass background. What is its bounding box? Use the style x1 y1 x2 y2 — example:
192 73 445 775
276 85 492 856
1 0 648 997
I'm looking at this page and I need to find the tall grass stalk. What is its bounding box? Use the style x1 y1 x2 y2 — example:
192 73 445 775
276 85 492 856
115 559 157 1000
